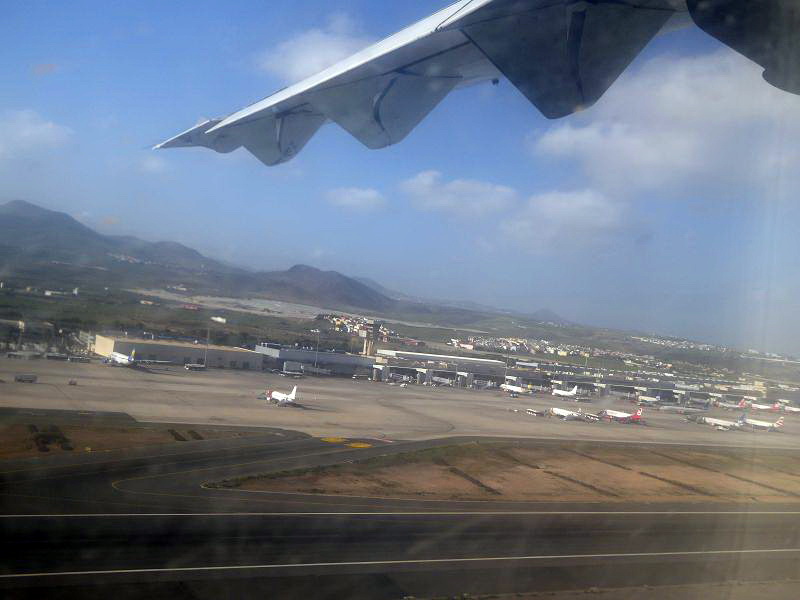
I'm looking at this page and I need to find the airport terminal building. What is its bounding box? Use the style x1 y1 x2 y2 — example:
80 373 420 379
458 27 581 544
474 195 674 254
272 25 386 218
92 335 263 370
255 343 374 376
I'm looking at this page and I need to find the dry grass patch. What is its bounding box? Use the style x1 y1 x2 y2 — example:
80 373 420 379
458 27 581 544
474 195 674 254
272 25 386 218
0 423 258 459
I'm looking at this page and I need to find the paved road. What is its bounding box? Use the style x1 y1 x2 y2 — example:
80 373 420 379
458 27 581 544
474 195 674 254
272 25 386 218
1 430 800 599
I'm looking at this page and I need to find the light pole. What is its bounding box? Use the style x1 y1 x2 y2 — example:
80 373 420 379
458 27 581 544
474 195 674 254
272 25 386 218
205 316 225 366
311 329 320 368
204 324 210 366
504 343 510 383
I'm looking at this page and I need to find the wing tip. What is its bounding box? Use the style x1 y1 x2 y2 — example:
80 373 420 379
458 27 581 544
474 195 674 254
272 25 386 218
154 118 223 150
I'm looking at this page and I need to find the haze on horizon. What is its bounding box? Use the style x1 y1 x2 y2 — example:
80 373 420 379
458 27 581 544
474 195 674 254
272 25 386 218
2 1 800 354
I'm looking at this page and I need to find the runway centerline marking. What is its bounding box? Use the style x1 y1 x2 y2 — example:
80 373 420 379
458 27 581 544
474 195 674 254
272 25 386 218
2 548 800 579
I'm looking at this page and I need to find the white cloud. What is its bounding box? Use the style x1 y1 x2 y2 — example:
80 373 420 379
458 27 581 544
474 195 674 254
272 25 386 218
0 109 72 159
401 170 518 217
139 154 168 174
500 190 624 253
327 187 385 211
533 50 800 197
257 14 374 83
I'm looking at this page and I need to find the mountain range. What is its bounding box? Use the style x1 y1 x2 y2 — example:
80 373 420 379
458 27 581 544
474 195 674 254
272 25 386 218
0 200 565 324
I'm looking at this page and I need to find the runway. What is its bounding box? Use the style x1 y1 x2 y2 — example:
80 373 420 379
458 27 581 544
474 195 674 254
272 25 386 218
2 429 800 598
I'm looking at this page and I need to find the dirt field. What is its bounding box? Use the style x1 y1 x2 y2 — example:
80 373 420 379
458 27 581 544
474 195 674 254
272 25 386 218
0 422 258 460
227 441 800 504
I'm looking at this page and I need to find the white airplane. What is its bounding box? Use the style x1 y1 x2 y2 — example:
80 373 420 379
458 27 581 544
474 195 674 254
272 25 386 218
548 407 596 422
636 395 661 406
737 414 785 432
157 1 800 167
266 385 298 406
501 383 531 395
748 400 781 411
690 415 741 431
730 398 781 411
106 350 171 368
526 408 546 417
715 399 746 410
658 405 706 415
595 407 644 424
552 385 578 398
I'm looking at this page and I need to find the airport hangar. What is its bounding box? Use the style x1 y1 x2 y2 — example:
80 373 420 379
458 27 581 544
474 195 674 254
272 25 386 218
91 336 389 375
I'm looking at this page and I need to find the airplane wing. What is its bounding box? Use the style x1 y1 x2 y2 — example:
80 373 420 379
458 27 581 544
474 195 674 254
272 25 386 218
156 0 800 167
155 0 678 166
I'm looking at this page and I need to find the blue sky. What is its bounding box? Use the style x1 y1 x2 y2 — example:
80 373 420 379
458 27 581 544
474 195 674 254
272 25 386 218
2 1 800 354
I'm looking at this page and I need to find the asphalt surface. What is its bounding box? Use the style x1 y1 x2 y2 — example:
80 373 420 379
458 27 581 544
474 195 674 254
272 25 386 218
2 426 800 599
5 358 800 447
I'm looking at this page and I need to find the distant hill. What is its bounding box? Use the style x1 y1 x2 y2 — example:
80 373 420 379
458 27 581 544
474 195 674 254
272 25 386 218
252 265 395 312
0 200 394 312
0 200 224 271
355 273 570 325
528 308 570 325
0 200 566 325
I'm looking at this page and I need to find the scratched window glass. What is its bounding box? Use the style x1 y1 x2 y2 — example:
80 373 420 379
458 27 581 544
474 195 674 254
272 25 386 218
1 2 799 599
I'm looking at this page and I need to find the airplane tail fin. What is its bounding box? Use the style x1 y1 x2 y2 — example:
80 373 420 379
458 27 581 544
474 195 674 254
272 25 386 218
635 407 643 417
289 386 297 401
738 399 747 408
571 386 578 394
775 416 785 428
130 349 136 361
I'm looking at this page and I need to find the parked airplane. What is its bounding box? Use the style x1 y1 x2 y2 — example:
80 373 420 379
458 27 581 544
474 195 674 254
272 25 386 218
158 1 800 167
266 386 298 406
748 400 781 411
715 399 746 410
501 383 531 395
689 414 741 431
548 407 597 422
737 414 784 432
636 396 661 406
595 407 644 424
106 350 171 368
552 386 578 398
658 405 706 415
